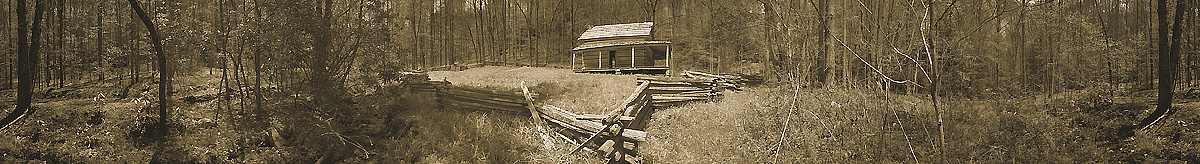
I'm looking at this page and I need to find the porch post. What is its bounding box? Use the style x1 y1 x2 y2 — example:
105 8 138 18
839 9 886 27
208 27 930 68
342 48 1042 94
666 45 671 75
571 53 577 69
631 47 636 67
598 51 603 68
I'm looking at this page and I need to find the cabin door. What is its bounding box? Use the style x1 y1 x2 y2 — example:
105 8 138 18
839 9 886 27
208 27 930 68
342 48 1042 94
607 51 617 68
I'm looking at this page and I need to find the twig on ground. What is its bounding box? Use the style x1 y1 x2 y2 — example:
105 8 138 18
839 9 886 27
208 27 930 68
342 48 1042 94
799 91 839 139
770 83 802 163
888 95 921 164
316 117 372 159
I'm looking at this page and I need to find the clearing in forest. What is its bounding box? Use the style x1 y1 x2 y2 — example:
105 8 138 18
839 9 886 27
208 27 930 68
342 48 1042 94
430 66 1200 163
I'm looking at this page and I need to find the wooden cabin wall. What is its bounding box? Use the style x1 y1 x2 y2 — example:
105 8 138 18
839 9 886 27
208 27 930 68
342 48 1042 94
580 51 602 68
577 47 662 69
613 48 635 68
634 48 655 67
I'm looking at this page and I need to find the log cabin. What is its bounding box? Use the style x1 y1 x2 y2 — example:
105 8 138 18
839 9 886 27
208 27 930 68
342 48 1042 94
571 22 671 75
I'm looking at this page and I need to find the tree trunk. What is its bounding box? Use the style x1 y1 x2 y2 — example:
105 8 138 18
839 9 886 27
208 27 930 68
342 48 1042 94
96 0 104 81
310 0 337 111
1018 3 1028 92
39 2 50 89
253 0 264 122
759 0 776 82
1139 0 1188 129
816 0 830 86
3 0 10 89
1 0 43 130
218 0 229 113
119 5 139 99
411 1 422 68
125 0 170 123
922 0 946 162
56 0 63 88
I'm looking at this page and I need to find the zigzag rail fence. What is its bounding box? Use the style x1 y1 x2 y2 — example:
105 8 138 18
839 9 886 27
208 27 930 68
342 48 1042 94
397 70 755 163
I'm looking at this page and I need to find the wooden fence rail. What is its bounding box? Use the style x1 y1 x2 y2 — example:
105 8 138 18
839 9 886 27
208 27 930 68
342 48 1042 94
397 70 750 163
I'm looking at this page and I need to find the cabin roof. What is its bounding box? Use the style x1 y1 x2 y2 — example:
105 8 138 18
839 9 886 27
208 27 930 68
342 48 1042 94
572 40 670 51
577 22 654 41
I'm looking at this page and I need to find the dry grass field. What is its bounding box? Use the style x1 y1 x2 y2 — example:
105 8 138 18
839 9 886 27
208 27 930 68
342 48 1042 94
430 66 1198 163
644 86 1198 163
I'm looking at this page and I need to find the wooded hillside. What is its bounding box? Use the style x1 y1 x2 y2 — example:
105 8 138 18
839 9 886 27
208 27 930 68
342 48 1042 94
1 0 1194 98
0 0 1197 163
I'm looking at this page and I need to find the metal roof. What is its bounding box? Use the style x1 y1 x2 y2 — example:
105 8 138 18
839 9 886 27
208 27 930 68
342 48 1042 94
577 22 654 41
572 40 670 51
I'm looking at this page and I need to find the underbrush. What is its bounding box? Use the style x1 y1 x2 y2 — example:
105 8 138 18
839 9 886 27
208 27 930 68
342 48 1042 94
354 86 545 163
5 66 1192 163
256 83 557 163
0 67 604 163
643 86 930 163
643 85 1197 163
0 70 261 163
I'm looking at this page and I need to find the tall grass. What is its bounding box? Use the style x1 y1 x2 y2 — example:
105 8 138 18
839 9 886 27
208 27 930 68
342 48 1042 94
429 66 1198 163
640 85 1177 163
